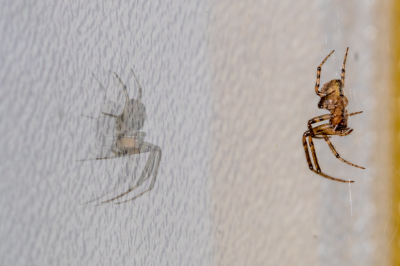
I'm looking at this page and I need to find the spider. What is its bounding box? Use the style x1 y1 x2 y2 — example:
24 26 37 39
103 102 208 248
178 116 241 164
80 69 162 204
303 47 364 183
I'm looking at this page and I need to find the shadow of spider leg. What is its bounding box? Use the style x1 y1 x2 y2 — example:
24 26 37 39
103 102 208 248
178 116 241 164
98 143 162 205
77 149 136 205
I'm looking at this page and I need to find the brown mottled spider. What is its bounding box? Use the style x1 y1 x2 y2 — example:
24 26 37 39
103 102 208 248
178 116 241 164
303 47 364 183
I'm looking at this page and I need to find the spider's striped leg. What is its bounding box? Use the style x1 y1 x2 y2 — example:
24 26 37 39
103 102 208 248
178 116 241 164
313 135 331 139
338 129 353 136
348 111 363 116
307 114 333 137
311 170 354 183
316 50 335 97
340 47 349 96
115 146 162 204
311 123 335 135
323 136 365 169
303 130 323 172
307 133 321 172
312 123 353 138
303 131 314 170
303 130 354 183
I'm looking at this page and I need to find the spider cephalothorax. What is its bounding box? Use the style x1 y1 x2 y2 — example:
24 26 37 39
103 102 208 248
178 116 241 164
303 47 364 183
318 80 348 109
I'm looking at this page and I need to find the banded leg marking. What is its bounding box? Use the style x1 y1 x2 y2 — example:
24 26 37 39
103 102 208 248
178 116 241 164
323 136 365 169
316 50 335 97
340 47 349 96
307 114 333 137
302 131 355 183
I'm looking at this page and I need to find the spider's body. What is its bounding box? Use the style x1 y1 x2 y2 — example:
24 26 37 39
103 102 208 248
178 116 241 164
303 48 364 183
318 79 349 130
